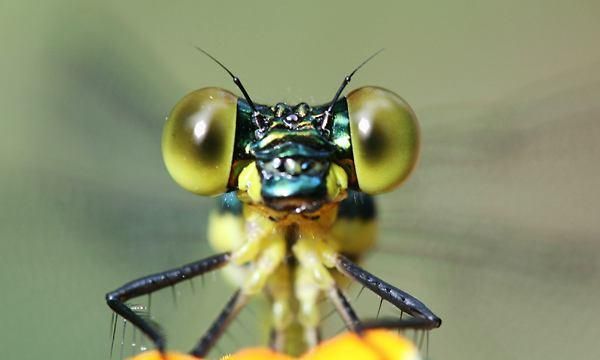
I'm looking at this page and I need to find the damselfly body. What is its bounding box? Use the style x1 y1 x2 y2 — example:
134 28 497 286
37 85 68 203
106 49 441 358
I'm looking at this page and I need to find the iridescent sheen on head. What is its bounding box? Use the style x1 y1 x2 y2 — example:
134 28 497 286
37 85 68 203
161 51 420 213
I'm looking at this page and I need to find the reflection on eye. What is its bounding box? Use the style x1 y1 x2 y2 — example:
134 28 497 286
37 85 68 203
162 87 238 195
192 116 209 142
358 117 372 136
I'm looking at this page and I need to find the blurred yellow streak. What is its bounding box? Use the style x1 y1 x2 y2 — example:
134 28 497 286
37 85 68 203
127 329 419 360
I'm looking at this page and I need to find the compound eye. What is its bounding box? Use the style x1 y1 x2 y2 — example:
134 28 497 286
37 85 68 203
162 87 237 195
347 86 420 194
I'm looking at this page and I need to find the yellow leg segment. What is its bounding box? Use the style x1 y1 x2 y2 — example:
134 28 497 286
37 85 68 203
268 264 293 329
240 232 286 295
292 231 338 348
231 209 274 265
294 264 321 348
266 264 294 351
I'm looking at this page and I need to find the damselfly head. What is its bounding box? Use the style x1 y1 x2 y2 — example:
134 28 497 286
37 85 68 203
161 50 421 213
249 103 336 212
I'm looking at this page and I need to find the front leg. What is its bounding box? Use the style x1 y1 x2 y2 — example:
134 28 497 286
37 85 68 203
334 254 442 329
190 232 286 357
105 252 231 352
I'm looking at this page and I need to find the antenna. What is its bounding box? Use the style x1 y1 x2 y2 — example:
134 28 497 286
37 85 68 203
321 49 385 130
195 47 262 119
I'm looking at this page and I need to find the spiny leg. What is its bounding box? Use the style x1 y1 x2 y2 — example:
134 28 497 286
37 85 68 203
189 232 286 357
105 252 231 352
357 317 440 332
189 290 248 357
334 254 441 329
327 286 360 331
293 237 362 348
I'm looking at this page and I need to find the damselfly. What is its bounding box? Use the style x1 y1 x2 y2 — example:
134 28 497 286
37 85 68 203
106 49 441 358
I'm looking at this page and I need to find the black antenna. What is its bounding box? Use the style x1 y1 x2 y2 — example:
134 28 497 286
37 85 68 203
195 47 260 117
322 49 385 130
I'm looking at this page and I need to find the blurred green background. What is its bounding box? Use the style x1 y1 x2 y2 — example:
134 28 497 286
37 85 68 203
1 1 599 359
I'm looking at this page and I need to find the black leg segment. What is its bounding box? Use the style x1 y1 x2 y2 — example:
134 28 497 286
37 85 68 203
328 286 360 331
357 317 438 332
105 252 231 352
335 255 441 329
189 290 247 357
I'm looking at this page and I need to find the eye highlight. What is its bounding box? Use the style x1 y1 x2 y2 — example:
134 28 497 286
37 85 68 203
347 86 420 194
162 87 237 195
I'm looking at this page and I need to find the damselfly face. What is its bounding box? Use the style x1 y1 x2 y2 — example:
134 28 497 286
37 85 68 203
244 100 343 212
162 86 420 214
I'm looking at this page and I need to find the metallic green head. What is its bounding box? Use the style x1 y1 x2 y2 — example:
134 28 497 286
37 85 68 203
236 99 351 212
162 51 420 213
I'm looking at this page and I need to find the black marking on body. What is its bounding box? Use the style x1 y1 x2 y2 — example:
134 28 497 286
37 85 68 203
284 224 299 267
337 191 376 220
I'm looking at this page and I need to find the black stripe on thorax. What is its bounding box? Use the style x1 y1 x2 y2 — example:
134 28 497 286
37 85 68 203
336 191 376 220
